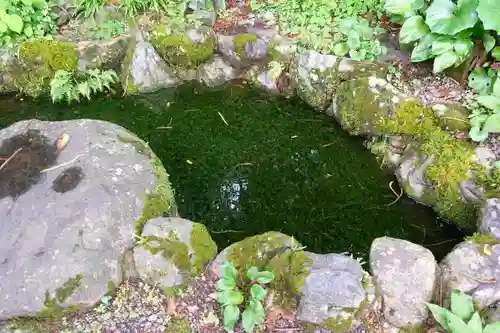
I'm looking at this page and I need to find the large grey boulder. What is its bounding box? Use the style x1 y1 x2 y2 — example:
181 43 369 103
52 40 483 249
297 252 374 331
133 217 217 289
440 240 500 309
370 237 438 329
0 119 176 320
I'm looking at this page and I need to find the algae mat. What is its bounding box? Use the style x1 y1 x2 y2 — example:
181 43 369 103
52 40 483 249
0 82 463 260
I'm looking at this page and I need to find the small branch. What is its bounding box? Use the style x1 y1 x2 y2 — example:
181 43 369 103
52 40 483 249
385 180 403 206
218 111 229 126
0 148 23 172
40 154 84 173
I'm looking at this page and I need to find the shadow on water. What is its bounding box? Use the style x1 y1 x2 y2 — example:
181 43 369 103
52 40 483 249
0 81 465 261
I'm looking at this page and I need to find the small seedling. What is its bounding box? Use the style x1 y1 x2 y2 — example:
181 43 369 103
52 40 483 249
426 288 500 333
216 261 275 332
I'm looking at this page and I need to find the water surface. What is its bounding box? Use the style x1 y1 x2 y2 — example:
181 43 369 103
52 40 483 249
0 82 463 260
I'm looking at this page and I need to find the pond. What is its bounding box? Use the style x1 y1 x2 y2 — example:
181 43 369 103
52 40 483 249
0 81 464 261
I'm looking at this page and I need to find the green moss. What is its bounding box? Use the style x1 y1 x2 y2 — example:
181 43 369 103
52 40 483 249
116 130 177 236
10 40 78 98
320 315 354 332
152 33 215 69
120 40 142 95
163 284 186 297
266 41 282 61
165 316 191 333
143 231 191 272
190 223 217 275
19 40 78 72
379 100 477 228
9 274 84 331
226 232 312 309
234 33 257 57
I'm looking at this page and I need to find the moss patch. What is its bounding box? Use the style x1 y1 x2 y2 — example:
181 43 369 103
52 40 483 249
152 32 215 69
190 223 217 275
143 231 191 272
234 33 257 57
226 232 312 309
165 316 191 333
379 100 477 228
11 40 78 98
9 274 84 331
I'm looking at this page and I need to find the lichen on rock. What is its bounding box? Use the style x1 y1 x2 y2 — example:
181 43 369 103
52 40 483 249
133 217 217 290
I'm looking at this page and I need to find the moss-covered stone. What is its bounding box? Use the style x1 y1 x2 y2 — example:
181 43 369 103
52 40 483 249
10 40 78 98
226 232 312 309
432 104 470 132
143 231 191 272
165 316 191 333
190 223 217 275
234 33 257 57
115 130 177 236
152 29 215 69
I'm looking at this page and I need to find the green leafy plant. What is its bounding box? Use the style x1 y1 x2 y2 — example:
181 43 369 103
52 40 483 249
426 288 500 332
74 0 105 18
216 261 275 333
250 0 385 59
384 0 499 73
331 17 387 60
92 19 124 40
0 0 57 47
49 68 118 104
466 50 500 141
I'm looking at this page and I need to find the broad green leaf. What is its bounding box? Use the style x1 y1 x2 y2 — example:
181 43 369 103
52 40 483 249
21 0 32 5
433 51 459 73
431 37 455 56
492 47 500 61
218 290 244 305
0 21 7 33
467 312 483 333
242 307 257 333
447 311 474 333
411 33 438 62
482 113 500 133
469 126 489 142
478 95 500 110
250 298 265 322
221 261 237 281
247 267 260 281
468 68 494 94
0 0 7 10
4 13 23 33
453 38 473 58
477 0 500 32
223 304 240 331
333 43 349 56
399 15 429 44
384 0 414 15
253 270 275 284
24 24 33 37
493 79 500 97
250 284 267 301
216 277 237 291
425 0 478 35
347 31 361 49
349 48 367 60
483 33 496 53
484 322 500 333
426 303 451 330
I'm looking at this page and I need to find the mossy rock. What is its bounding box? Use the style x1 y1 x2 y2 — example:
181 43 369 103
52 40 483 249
432 103 470 132
8 40 78 98
151 26 215 70
165 316 191 333
210 232 312 309
133 217 217 289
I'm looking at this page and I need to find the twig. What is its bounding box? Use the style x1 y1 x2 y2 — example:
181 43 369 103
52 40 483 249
218 111 229 126
273 328 301 332
385 181 403 206
0 148 22 172
40 154 83 173
156 126 173 130
209 229 244 234
423 239 459 247
322 141 336 147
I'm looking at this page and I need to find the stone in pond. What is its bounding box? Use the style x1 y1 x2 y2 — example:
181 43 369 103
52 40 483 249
370 237 438 329
132 217 217 289
0 119 176 320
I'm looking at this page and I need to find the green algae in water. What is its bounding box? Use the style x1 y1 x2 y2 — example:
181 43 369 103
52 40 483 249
0 82 463 260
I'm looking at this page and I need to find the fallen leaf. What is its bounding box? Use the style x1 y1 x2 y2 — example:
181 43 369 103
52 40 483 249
56 134 70 151
166 297 177 314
